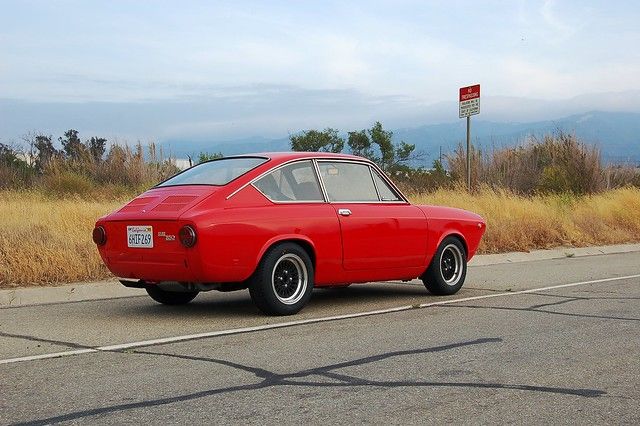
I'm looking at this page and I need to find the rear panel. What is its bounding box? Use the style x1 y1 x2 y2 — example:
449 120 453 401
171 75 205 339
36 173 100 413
98 220 200 282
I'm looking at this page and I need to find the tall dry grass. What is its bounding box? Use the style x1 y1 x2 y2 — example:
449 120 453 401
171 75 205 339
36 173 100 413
447 132 639 194
415 186 640 253
0 190 126 288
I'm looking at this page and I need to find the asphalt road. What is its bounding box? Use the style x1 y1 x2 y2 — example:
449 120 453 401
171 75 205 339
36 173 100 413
1 252 639 424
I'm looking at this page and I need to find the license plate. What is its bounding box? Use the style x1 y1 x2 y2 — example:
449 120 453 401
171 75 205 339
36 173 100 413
127 225 153 248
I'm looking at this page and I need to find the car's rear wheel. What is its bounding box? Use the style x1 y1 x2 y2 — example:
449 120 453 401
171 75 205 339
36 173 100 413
249 242 314 315
421 236 467 295
145 285 199 305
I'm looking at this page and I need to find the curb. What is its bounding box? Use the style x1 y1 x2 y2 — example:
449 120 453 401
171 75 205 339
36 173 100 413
1 243 639 308
0 280 142 309
471 243 640 267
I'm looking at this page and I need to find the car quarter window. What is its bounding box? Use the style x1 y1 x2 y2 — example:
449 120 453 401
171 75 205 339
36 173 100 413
253 160 324 202
318 161 379 202
372 170 402 201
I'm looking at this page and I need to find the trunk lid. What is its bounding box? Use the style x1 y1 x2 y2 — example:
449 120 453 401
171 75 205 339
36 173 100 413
108 185 218 221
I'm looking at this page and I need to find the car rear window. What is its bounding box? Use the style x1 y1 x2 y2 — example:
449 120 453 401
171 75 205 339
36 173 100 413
157 157 268 187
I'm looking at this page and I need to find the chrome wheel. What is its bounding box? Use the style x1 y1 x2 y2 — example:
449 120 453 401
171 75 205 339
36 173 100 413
440 243 464 286
271 253 308 305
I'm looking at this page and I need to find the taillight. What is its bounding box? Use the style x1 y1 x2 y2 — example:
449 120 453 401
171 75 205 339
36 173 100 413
179 225 197 248
92 226 107 246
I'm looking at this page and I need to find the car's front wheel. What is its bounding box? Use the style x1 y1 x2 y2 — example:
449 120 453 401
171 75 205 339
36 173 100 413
249 242 314 315
145 285 199 305
421 236 467 295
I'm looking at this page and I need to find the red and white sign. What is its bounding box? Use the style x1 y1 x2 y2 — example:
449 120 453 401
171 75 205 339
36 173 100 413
459 84 480 118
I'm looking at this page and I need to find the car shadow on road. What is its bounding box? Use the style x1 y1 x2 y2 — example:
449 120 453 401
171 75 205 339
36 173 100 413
112 283 431 320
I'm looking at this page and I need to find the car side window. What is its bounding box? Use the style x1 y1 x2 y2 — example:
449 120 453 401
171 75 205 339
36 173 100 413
318 162 378 202
372 171 402 201
254 160 324 202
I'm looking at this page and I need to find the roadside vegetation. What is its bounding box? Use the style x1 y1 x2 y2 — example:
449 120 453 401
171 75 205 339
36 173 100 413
0 126 639 287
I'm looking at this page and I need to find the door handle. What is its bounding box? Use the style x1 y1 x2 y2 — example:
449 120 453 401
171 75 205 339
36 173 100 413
338 208 352 216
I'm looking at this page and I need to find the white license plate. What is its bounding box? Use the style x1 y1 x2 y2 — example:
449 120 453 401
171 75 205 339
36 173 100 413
127 225 153 248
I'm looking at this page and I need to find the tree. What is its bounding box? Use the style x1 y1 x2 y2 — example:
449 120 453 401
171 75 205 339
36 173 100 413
59 129 88 161
290 128 344 153
0 143 32 188
0 143 20 167
347 130 375 160
367 121 415 172
87 137 107 163
33 134 58 173
197 151 224 164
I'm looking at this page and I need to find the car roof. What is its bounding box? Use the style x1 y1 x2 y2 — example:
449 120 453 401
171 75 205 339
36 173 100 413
234 152 366 162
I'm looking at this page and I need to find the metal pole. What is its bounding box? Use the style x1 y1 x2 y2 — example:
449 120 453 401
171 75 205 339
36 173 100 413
466 115 471 190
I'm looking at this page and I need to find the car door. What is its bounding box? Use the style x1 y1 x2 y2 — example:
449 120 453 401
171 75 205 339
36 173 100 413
317 160 428 270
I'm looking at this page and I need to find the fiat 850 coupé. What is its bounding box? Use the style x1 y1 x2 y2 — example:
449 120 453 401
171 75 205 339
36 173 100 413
93 152 485 315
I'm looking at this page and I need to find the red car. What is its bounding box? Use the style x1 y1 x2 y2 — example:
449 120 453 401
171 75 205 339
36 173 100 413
93 152 485 315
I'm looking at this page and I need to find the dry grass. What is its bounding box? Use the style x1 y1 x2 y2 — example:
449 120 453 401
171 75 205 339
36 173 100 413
414 186 640 253
0 190 126 288
1 187 640 288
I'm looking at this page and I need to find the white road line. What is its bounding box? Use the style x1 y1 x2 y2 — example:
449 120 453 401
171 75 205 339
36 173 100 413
1 274 639 366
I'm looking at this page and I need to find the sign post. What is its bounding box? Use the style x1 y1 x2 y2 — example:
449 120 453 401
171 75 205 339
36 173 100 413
459 84 480 190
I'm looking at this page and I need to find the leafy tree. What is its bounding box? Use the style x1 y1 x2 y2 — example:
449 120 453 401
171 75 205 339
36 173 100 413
431 159 447 176
33 135 59 173
198 151 224 164
0 143 35 187
347 130 375 160
367 121 415 172
59 129 88 161
87 137 107 163
290 128 344 153
0 143 21 167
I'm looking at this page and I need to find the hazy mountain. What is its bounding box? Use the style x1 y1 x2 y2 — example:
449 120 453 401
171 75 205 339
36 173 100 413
161 111 640 166
2 89 640 151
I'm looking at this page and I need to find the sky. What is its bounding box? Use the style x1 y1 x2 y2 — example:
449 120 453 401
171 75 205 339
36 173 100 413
1 0 639 142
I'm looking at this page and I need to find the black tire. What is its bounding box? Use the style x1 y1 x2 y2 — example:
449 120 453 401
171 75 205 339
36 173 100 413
249 242 314 315
145 285 199 305
421 236 467 295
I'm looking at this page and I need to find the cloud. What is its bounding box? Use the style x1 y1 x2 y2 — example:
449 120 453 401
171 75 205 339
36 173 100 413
540 0 575 39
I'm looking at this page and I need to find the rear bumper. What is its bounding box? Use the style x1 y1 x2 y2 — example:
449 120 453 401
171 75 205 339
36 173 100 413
100 256 198 282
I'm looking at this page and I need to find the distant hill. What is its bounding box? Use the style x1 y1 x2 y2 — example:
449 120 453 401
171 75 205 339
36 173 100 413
394 111 640 165
161 111 640 167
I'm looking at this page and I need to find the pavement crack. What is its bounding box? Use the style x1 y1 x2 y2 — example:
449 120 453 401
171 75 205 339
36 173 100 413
16 337 606 426
438 304 640 322
527 298 582 310
0 330 94 350
128 350 274 379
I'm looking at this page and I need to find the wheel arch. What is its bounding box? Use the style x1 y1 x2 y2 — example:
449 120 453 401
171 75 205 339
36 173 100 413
255 235 317 271
437 231 468 258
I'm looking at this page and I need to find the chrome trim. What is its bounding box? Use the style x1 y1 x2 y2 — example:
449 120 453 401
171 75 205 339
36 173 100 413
368 165 382 201
338 208 352 216
312 159 330 202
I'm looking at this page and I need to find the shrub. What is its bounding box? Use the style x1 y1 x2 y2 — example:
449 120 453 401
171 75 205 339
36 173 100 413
446 131 618 194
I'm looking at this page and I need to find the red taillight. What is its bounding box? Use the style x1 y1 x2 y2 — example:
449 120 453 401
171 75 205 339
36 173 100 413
179 225 197 248
92 226 107 246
